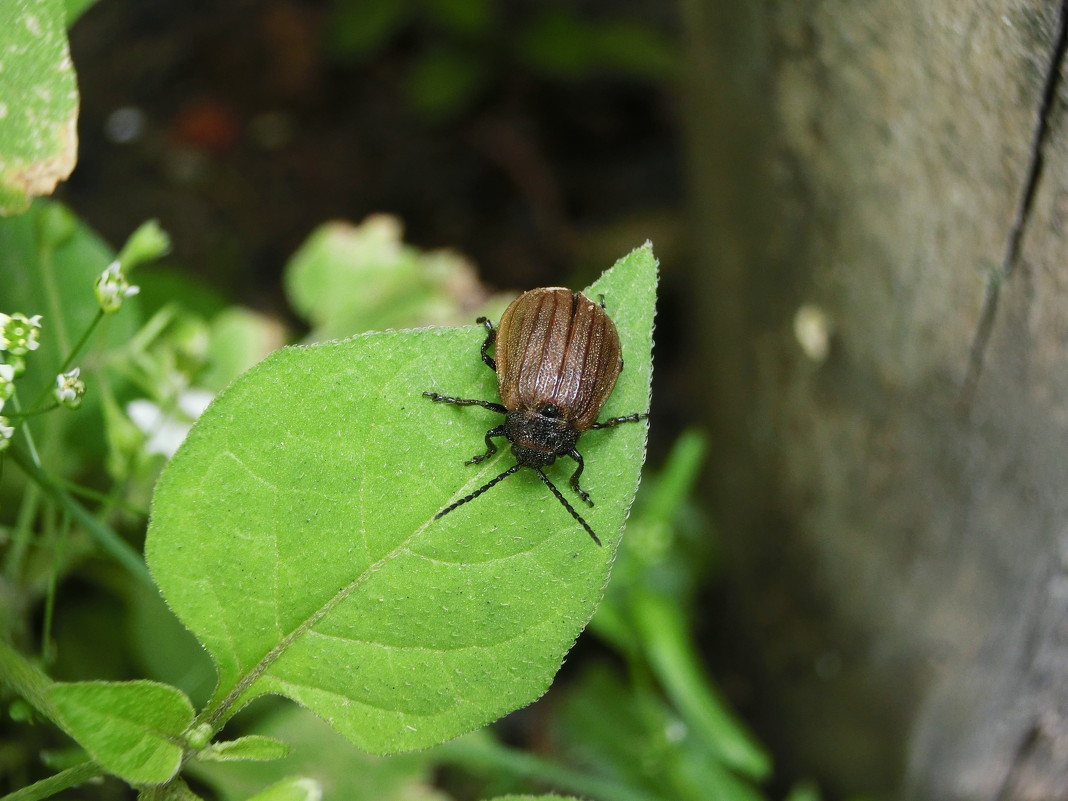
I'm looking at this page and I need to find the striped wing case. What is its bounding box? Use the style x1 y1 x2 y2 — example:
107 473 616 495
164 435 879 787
495 287 623 431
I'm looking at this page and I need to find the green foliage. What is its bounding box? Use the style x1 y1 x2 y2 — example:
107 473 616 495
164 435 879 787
145 247 656 754
0 192 800 800
0 1 830 797
189 704 445 801
549 431 770 800
284 215 503 343
244 777 324 801
516 8 676 81
323 0 677 122
48 680 194 784
323 0 412 62
198 736 292 764
406 44 488 121
0 0 78 214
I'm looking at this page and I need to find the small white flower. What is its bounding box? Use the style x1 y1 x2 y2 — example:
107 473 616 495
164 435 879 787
0 313 43 355
54 367 86 410
127 388 214 457
0 416 14 451
0 363 14 409
94 261 140 314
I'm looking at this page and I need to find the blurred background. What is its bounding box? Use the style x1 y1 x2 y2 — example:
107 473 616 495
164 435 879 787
63 0 682 312
8 1 1068 800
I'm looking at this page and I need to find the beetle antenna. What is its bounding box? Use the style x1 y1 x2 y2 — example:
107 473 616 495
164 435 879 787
435 464 523 520
535 469 602 546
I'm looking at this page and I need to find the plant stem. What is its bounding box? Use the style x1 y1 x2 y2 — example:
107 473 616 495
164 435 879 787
0 638 56 719
40 512 70 662
6 404 60 419
58 309 103 375
634 592 770 779
3 477 41 580
25 309 103 416
55 476 147 518
0 762 102 801
6 444 153 587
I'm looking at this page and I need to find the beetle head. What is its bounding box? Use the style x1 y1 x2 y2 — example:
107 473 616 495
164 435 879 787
504 407 580 468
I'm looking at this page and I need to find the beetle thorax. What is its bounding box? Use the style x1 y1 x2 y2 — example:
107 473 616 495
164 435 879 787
504 406 580 468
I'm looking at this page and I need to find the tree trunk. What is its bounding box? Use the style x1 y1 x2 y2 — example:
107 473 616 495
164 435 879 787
680 2 1068 799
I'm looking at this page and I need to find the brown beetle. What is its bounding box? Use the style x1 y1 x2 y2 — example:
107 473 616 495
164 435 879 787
424 287 648 545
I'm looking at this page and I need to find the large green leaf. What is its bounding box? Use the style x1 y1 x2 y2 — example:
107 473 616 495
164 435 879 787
0 0 79 214
48 680 195 784
146 245 657 753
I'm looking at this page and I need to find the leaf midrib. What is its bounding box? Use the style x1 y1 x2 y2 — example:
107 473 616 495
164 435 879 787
199 449 517 731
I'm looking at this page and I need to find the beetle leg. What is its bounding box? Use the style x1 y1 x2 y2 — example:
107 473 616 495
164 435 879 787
590 412 649 429
423 392 507 414
466 425 507 465
566 449 594 507
475 316 497 371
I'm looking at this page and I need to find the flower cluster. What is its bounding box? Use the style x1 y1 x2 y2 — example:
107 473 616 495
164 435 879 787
95 262 141 314
54 368 86 410
0 417 12 452
0 315 36 450
0 364 13 407
0 313 43 374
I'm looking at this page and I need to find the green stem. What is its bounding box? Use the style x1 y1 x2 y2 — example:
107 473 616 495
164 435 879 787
0 638 56 719
6 403 60 419
435 735 665 801
0 762 102 801
3 476 41 580
58 309 103 375
26 309 103 415
7 444 152 587
634 592 770 779
41 512 70 662
55 476 147 518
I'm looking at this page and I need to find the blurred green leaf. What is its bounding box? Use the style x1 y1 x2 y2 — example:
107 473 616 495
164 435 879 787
489 796 584 801
201 308 284 393
48 680 194 784
632 595 769 780
134 266 228 322
244 777 322 801
517 8 675 82
555 664 763 801
324 0 412 62
587 429 771 786
127 582 216 707
591 22 677 81
434 729 661 801
285 215 496 341
199 736 292 763
406 44 488 121
420 0 494 38
784 784 821 801
147 246 657 753
516 8 593 80
0 0 79 214
190 704 446 801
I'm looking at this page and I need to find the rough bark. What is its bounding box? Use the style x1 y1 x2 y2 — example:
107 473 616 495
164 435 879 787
681 1 1068 799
